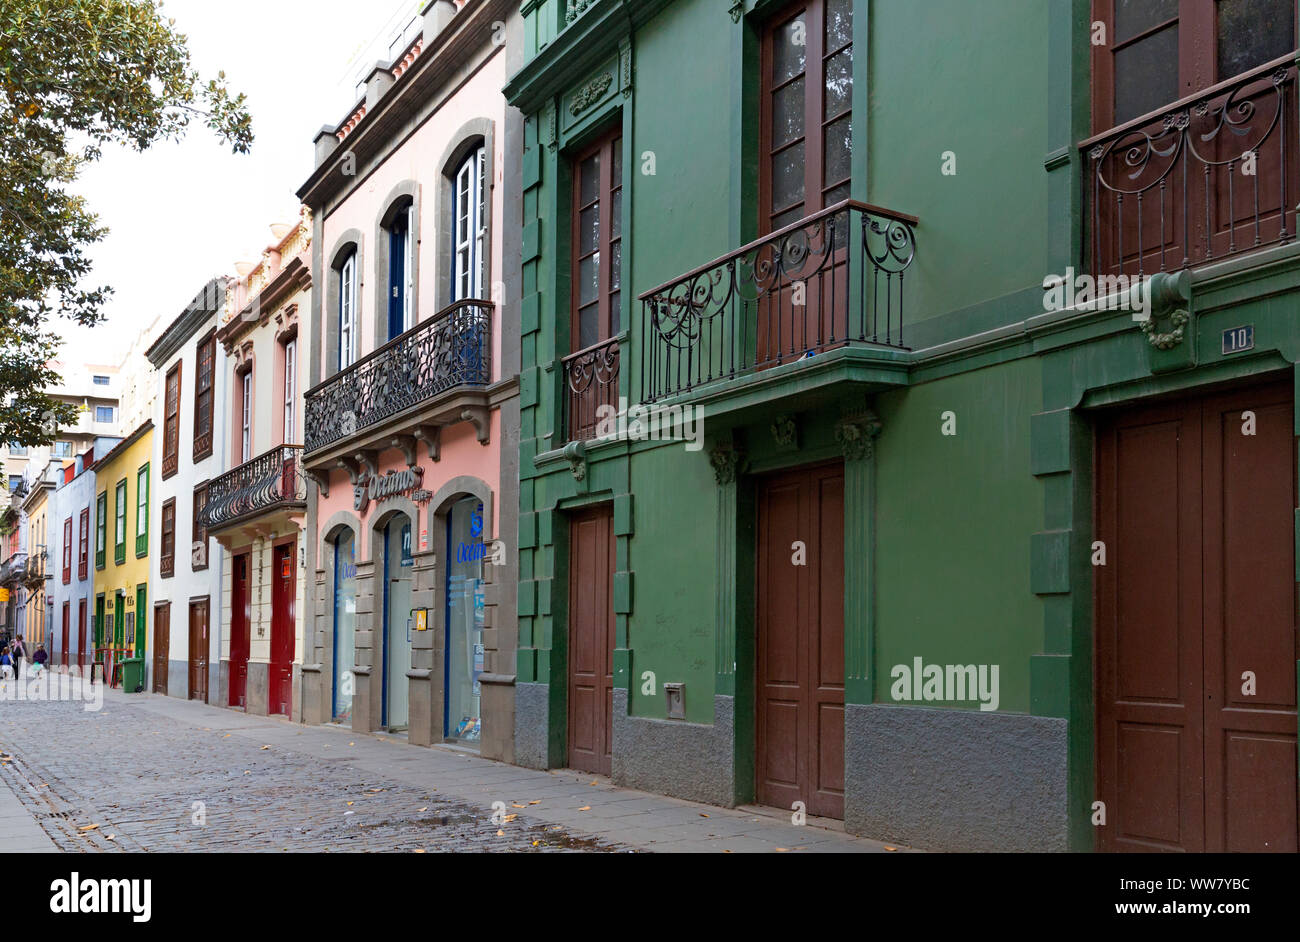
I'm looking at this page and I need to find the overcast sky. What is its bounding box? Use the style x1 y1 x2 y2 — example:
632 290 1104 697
58 0 424 367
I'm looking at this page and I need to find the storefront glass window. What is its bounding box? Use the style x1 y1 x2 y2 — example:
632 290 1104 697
446 496 485 742
333 530 356 724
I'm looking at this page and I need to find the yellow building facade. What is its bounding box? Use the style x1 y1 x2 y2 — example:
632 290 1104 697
90 422 154 683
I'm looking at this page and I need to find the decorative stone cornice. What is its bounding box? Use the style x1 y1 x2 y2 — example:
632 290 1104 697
835 410 883 461
708 442 747 485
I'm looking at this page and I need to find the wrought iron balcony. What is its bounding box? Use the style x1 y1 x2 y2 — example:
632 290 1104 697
563 336 620 443
639 199 917 404
304 299 492 455
0 553 27 588
198 445 306 531
1083 54 1298 280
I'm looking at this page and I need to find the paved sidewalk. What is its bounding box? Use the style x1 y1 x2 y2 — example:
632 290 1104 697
3 674 905 853
0 749 58 853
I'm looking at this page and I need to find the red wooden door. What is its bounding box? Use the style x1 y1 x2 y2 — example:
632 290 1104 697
269 541 295 716
61 603 69 669
229 552 250 708
152 603 169 695
756 461 845 819
76 600 86 672
1096 381 1299 852
567 506 615 775
189 598 209 703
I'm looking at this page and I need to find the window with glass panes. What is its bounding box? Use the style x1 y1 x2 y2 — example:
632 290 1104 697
162 362 180 478
1092 0 1296 130
194 333 215 460
114 480 126 564
96 492 106 569
570 128 622 351
761 0 853 233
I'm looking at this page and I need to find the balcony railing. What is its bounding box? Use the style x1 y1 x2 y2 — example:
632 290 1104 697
198 445 305 530
563 336 620 443
1084 54 1298 280
304 299 492 455
640 199 917 404
0 553 27 588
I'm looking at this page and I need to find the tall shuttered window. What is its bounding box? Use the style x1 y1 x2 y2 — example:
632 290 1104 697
95 492 107 569
194 333 216 461
160 498 175 578
78 507 89 580
162 362 181 478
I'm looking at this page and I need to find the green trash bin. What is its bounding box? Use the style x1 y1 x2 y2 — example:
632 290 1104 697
121 656 145 694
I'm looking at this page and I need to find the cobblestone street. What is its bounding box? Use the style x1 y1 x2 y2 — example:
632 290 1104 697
0 681 896 853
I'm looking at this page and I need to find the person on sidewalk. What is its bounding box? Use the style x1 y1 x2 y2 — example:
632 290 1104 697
31 643 47 677
11 634 26 678
0 645 12 682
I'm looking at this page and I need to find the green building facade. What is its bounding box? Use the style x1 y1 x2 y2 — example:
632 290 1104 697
506 0 1300 851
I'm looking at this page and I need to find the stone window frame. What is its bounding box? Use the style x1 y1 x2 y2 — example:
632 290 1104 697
372 181 422 349
325 230 365 380
437 119 497 308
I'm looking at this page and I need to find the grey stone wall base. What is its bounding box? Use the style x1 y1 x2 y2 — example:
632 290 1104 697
846 703 1068 852
513 681 550 769
611 691 735 807
167 659 187 698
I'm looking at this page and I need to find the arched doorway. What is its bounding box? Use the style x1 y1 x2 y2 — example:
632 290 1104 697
445 495 485 742
381 513 413 731
331 528 357 724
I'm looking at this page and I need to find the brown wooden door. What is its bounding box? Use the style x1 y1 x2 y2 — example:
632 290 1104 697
229 552 250 708
567 505 616 775
188 598 209 703
1096 381 1299 852
269 540 295 717
756 461 845 819
152 603 169 695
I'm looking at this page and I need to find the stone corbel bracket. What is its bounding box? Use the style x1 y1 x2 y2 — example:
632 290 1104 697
353 450 379 478
305 467 330 498
413 425 441 462
563 439 587 481
389 435 419 468
462 405 490 445
1140 268 1193 350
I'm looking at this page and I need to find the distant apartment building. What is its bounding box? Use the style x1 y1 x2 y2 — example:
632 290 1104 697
2 362 121 491
116 315 164 433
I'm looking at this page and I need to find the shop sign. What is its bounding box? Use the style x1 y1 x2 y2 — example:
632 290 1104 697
354 467 425 514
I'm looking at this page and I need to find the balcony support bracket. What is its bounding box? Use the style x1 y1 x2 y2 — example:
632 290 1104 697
462 405 490 445
390 435 419 468
305 468 330 499
336 456 363 485
413 425 442 462
352 450 379 478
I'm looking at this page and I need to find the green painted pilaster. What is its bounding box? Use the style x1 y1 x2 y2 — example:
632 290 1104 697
839 409 882 704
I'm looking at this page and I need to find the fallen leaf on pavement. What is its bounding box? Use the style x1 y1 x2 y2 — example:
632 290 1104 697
496 829 504 837
699 813 709 818
884 846 898 852
578 806 591 811
418 807 428 812
413 849 425 854
511 803 525 808
775 847 789 852
504 814 518 823
260 745 270 750
528 800 541 805
77 824 98 832
346 801 354 806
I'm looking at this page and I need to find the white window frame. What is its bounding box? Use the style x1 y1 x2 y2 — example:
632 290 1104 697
241 371 252 462
339 252 357 369
453 147 486 302
283 339 297 445
404 204 416 331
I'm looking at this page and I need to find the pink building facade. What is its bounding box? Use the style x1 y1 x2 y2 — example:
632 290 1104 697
297 0 522 762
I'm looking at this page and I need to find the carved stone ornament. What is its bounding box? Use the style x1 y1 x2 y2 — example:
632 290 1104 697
708 443 747 485
771 413 797 448
569 73 613 117
835 410 883 461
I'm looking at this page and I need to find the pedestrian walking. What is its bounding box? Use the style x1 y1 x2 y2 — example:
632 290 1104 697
31 643 48 678
11 634 26 678
0 646 12 682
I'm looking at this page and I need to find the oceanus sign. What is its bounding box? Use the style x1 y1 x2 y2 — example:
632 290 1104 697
354 467 425 513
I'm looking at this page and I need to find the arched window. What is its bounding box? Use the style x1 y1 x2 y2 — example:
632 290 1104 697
338 250 358 369
452 146 486 302
386 203 415 341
